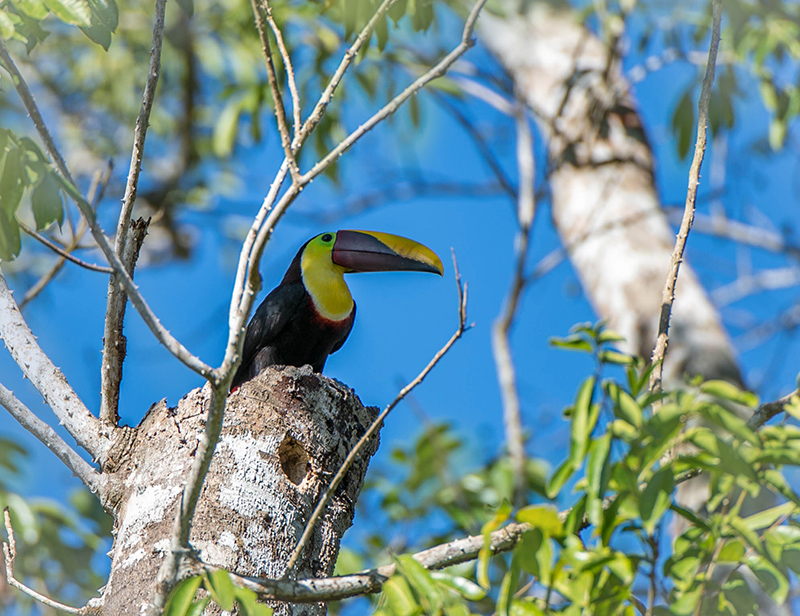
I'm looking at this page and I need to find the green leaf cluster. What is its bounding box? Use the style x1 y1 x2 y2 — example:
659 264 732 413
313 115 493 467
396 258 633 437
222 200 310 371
0 129 67 261
164 570 273 616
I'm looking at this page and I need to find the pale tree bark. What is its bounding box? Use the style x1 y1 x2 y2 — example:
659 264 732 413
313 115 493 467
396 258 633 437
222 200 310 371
479 1 743 389
102 366 378 616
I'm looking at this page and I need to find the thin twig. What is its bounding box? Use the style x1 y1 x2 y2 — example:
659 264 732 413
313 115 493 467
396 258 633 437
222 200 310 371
301 0 488 185
285 254 472 573
0 383 105 497
18 221 112 274
3 509 91 615
250 0 300 181
0 36 213 380
101 0 167 424
21 162 113 308
492 107 535 508
296 0 398 146
264 4 301 136
648 0 722 393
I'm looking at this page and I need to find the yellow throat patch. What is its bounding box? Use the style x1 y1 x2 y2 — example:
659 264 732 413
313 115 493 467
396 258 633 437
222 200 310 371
301 233 354 321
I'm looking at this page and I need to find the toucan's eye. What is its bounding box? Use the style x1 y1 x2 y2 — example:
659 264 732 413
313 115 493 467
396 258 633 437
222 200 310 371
321 233 333 243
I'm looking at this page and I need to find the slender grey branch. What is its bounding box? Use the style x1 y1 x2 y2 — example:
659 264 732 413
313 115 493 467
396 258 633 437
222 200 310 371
17 221 112 274
101 0 167 424
649 0 722 392
21 162 113 308
301 0 488 185
0 383 104 496
100 218 150 424
492 108 535 509
0 268 112 461
296 0 398 147
4 509 95 615
250 0 300 181
286 254 471 573
747 389 799 431
265 6 301 135
0 35 213 381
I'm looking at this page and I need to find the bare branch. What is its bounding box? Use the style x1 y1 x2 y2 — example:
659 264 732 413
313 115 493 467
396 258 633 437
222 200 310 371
0 35 213 381
0 383 105 496
649 0 722 393
250 0 300 181
492 108 535 508
0 268 112 460
301 0 488 185
265 6 301 135
21 163 113 308
101 0 167 422
3 509 96 615
286 253 472 573
100 218 150 424
296 0 398 146
18 221 112 274
712 266 800 306
747 389 799 431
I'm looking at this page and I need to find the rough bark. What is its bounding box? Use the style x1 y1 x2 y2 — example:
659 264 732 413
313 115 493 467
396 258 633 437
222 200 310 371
479 2 742 388
102 366 379 616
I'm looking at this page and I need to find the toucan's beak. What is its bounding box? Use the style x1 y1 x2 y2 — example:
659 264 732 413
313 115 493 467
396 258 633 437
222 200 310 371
332 230 444 276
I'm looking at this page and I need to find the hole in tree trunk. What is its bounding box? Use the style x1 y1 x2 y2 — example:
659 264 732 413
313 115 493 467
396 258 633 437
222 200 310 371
278 433 310 485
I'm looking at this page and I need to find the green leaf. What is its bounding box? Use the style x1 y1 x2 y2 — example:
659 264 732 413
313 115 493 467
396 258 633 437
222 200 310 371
430 572 486 601
700 380 759 408
496 555 520 616
586 433 612 527
762 469 800 507
746 554 789 604
477 501 511 589
234 587 273 616
516 505 563 538
545 458 575 500
213 97 243 157
742 502 796 531
549 334 593 353
0 147 24 215
597 329 626 344
598 350 633 366
570 377 597 467
395 555 441 614
382 576 419 616
605 381 642 429
43 0 91 26
516 529 552 586
672 88 695 159
699 402 759 445
204 569 235 612
718 539 746 563
32 173 64 230
163 576 203 616
9 0 48 20
0 208 21 261
639 466 673 535
185 598 210 616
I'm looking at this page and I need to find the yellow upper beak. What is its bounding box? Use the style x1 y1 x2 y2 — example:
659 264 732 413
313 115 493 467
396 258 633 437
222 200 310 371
332 230 444 276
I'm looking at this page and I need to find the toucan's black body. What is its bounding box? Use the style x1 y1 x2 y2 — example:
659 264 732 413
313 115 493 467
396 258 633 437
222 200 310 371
230 230 442 392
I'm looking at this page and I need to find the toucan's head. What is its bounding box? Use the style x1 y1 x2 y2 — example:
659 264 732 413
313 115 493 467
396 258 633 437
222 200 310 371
302 230 444 276
296 230 442 321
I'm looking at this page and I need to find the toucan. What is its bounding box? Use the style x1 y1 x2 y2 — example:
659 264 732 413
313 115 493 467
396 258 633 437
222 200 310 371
230 230 443 391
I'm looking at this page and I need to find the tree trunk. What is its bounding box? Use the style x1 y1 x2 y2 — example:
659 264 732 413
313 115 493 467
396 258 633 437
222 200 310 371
479 1 742 388
101 365 379 616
